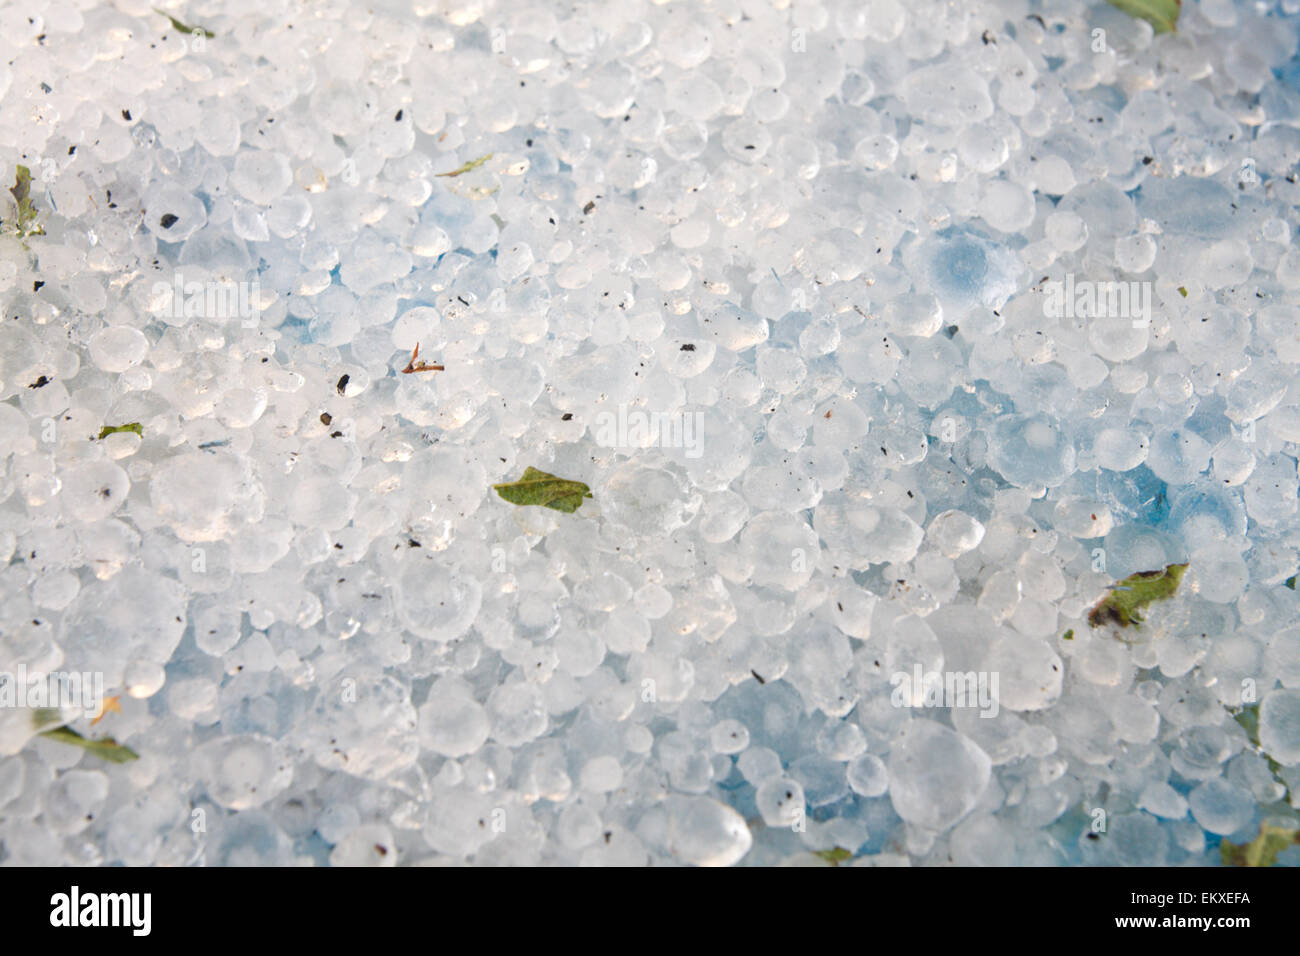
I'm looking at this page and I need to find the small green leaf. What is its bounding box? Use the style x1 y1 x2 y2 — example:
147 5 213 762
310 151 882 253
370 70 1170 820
812 846 853 866
1287 575 1297 590
1234 703 1261 746
493 466 592 514
1221 822 1300 867
38 726 139 764
8 165 44 238
1062 629 1074 641
1177 285 1188 298
1107 0 1181 34
1088 563 1187 629
435 153 493 178
153 7 216 38
96 422 143 440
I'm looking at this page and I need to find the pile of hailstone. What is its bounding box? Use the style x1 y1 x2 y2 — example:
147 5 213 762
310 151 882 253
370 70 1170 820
2 0 1300 867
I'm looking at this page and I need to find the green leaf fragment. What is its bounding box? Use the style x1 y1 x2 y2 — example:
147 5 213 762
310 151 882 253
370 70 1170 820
30 707 64 730
153 7 215 38
1234 703 1261 745
1232 703 1289 794
1287 575 1297 590
1177 285 1188 297
96 422 143 440
1106 0 1181 34
435 153 493 178
8 165 45 238
493 466 592 514
1062 629 1074 641
38 726 138 764
1220 822 1300 867
1087 563 1187 629
812 847 853 866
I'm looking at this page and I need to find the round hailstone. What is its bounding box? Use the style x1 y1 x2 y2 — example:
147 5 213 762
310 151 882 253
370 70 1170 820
145 183 207 242
423 788 502 858
579 756 623 793
486 680 548 747
983 631 1063 711
216 387 268 428
1259 689 1300 766
195 106 241 156
709 719 750 754
660 338 716 377
330 824 397 867
1094 427 1149 471
663 406 754 491
192 599 242 656
882 293 943 338
45 770 109 836
1087 315 1150 363
1115 234 1158 273
123 659 166 699
410 223 452 259
1044 210 1088 252
700 303 769 352
418 678 490 757
150 452 260 542
496 241 534 281
59 460 129 522
88 326 148 372
740 462 821 512
1145 429 1213 486
190 734 292 810
899 65 993 127
979 180 1036 232
926 509 985 557
393 556 481 643
316 804 360 845
605 607 652 653
666 796 753 867
230 149 293 205
1185 543 1249 604
847 753 889 797
31 569 79 610
824 504 924 567
599 463 701 536
1137 782 1189 820
828 582 878 639
950 815 1020 866
168 677 218 721
755 347 808 392
887 720 991 831
739 511 819 590
59 567 187 688
556 804 602 850
303 675 418 781
855 133 899 170
1188 778 1256 836
987 413 1075 488
755 777 806 827
403 447 486 521
699 490 749 543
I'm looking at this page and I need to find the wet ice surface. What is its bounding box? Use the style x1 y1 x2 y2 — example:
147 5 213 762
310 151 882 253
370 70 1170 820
2 0 1300 866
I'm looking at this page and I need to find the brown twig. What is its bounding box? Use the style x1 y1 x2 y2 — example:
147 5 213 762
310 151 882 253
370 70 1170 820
401 342 444 374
